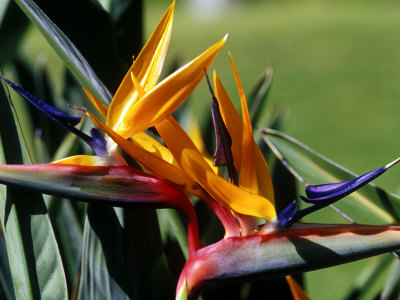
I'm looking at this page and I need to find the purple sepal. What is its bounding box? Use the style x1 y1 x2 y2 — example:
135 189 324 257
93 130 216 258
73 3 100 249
89 128 108 158
301 166 387 203
0 74 81 126
211 99 228 166
0 75 109 158
277 201 298 228
205 72 237 184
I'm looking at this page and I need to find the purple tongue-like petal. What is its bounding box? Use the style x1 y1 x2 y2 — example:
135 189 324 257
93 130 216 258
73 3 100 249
277 201 298 228
0 74 81 126
89 128 108 157
277 158 400 228
1 74 108 158
302 166 387 203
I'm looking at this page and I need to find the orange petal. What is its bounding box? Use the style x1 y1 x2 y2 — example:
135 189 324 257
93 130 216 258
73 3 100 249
84 111 205 199
83 87 108 118
107 1 175 128
213 71 242 170
130 131 179 167
229 54 258 194
214 71 275 203
156 116 276 220
188 121 219 174
113 36 227 138
286 276 311 300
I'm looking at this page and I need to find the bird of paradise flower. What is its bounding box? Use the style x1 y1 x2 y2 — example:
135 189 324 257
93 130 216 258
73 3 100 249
1 2 400 300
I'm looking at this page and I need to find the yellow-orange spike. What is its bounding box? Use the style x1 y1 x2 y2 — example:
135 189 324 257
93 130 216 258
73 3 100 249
214 71 275 207
113 36 227 138
81 110 206 199
130 131 180 167
130 72 146 98
213 71 242 170
286 276 311 300
228 54 258 194
107 1 175 128
83 87 108 118
188 121 219 174
156 116 276 220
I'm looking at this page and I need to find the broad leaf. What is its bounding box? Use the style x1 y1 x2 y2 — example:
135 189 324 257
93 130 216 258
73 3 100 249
78 205 173 300
0 234 15 300
261 129 400 225
0 1 30 65
14 0 112 105
78 207 130 300
32 0 126 92
0 80 67 299
248 65 273 126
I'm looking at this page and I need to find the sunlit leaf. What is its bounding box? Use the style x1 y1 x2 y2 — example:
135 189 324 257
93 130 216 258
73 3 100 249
261 129 400 224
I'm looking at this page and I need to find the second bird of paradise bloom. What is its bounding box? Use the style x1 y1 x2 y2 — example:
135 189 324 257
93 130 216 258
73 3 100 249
2 2 400 299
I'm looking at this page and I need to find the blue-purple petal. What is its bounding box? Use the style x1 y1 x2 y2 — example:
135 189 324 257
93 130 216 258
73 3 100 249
1 75 108 157
0 74 81 126
89 128 108 158
277 201 298 228
301 166 387 203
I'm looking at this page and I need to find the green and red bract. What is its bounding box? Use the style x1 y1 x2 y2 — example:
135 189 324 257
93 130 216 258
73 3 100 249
0 163 200 251
177 223 400 298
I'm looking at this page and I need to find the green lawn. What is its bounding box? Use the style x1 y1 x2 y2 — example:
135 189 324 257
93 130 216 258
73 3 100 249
145 0 400 193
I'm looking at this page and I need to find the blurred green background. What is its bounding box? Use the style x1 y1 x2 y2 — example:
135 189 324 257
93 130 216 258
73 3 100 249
5 1 400 299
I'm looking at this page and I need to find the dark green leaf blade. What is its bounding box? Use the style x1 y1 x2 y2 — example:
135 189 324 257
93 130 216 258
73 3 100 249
0 81 67 299
14 0 112 105
32 0 127 92
78 205 173 300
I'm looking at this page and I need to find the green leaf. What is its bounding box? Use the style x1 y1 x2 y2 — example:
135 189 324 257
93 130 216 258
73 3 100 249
157 209 189 259
0 0 10 23
0 81 67 299
381 259 400 299
78 207 130 300
0 1 30 65
247 65 273 126
351 254 394 300
14 0 112 105
49 197 84 291
78 205 173 300
261 128 400 224
0 233 15 300
32 0 127 92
